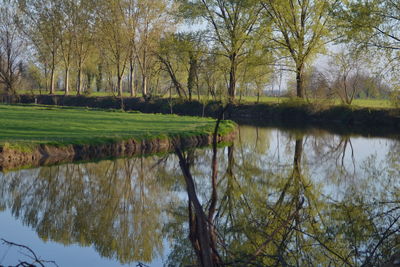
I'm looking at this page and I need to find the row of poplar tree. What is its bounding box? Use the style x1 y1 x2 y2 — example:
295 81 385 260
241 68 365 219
0 0 399 102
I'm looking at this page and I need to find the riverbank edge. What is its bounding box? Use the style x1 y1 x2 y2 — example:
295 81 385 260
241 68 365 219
0 112 237 172
11 94 400 134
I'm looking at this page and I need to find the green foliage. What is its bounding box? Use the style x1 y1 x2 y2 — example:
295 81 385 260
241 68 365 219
391 89 400 108
262 0 336 97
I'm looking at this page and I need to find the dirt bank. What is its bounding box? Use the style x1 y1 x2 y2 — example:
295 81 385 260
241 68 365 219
0 131 236 172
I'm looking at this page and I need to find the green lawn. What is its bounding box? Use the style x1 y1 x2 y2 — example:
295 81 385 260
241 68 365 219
0 104 236 148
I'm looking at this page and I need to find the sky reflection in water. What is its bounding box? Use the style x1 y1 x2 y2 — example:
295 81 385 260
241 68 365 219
0 126 399 266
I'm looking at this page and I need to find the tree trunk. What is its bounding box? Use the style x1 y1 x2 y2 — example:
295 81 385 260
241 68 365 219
49 66 55 95
87 72 93 93
129 59 135 97
77 66 83 95
159 56 186 99
188 55 197 102
142 74 147 97
228 53 237 101
142 46 147 97
64 66 70 95
296 64 305 98
117 74 123 97
96 63 103 92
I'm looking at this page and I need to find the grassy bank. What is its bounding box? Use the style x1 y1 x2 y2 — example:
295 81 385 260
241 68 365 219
0 104 236 149
5 95 400 137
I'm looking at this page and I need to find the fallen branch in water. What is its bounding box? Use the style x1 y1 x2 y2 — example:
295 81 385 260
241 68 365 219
1 239 58 267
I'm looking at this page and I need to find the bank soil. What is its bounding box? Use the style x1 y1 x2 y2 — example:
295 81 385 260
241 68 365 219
0 131 236 172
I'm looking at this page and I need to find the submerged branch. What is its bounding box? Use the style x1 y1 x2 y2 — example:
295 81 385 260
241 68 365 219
1 239 58 267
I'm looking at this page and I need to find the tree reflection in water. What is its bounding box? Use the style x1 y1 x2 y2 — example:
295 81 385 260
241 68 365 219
0 156 179 264
0 126 399 266
170 127 400 266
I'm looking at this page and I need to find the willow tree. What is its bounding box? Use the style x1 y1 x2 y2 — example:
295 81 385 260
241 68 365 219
179 0 264 101
261 0 335 98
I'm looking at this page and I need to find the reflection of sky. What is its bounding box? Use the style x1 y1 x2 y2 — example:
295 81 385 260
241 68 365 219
235 127 398 202
0 126 399 266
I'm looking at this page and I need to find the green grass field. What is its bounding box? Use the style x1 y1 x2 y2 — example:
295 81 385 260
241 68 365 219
0 104 236 148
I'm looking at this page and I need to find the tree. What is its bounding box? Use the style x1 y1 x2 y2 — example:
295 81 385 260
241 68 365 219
58 0 74 95
179 0 264 101
123 0 140 97
261 0 335 98
335 0 400 51
96 0 130 97
71 0 95 95
133 0 175 97
19 0 63 94
0 0 25 95
333 0 400 104
236 44 274 102
323 49 371 104
158 32 206 100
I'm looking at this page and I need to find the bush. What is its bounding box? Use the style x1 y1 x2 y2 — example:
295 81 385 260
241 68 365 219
391 90 400 108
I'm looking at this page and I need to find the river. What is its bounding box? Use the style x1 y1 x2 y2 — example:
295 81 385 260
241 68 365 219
0 125 399 266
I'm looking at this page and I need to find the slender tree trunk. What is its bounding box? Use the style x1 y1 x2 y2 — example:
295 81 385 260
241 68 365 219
77 64 83 95
296 63 305 98
44 65 49 94
196 72 201 101
50 66 55 95
142 48 147 97
117 74 123 97
64 66 70 95
118 73 124 110
142 74 147 97
87 73 93 93
96 63 103 92
159 56 186 98
129 59 135 97
188 55 197 102
228 53 237 101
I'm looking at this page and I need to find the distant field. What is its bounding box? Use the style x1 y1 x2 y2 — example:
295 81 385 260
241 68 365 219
18 90 394 109
236 96 393 108
0 104 236 147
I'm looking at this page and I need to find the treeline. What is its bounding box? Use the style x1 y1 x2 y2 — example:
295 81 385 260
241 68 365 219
0 0 399 103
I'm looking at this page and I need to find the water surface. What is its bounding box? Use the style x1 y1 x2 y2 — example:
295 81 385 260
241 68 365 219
0 126 399 266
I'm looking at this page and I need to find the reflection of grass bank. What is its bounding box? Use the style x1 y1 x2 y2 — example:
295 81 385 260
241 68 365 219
0 104 237 170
